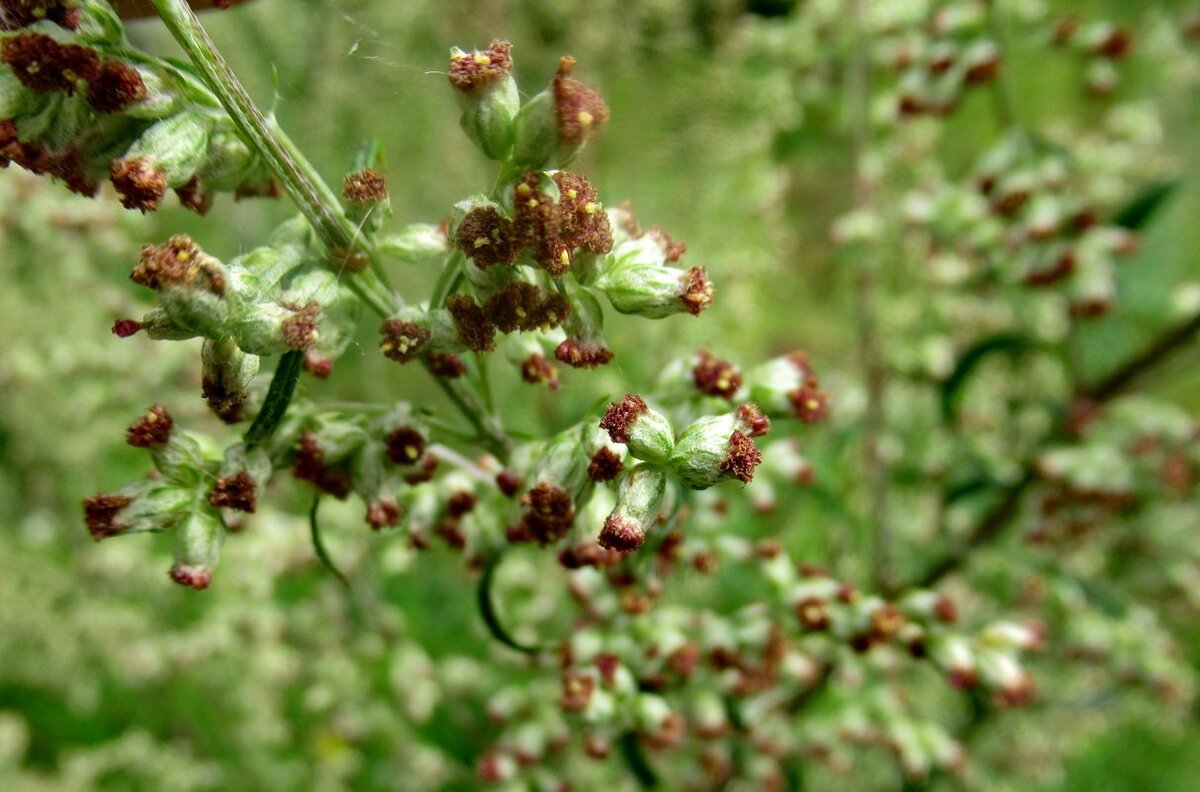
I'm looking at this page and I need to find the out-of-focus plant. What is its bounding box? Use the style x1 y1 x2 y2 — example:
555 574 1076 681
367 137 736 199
2 0 1199 789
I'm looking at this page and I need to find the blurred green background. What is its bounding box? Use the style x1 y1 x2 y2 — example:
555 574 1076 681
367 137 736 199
1 0 1199 789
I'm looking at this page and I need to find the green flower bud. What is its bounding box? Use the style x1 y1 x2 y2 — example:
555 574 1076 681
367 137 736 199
599 395 674 466
377 223 450 265
118 110 211 186
201 337 259 424
511 89 556 171
84 479 195 541
747 352 829 423
120 67 178 120
669 410 765 490
149 427 213 488
594 238 714 318
169 506 225 590
448 41 519 161
598 464 666 551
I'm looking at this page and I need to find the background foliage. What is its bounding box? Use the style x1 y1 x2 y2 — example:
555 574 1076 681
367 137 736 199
2 0 1199 789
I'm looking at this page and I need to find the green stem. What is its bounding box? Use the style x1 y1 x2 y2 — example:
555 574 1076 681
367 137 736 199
619 732 658 789
477 554 542 654
430 374 511 462
243 350 303 449
309 495 352 589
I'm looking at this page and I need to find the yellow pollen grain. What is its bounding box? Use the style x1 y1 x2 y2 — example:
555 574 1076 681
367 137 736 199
473 236 488 249
565 189 578 200
381 341 395 353
583 202 597 214
473 54 492 65
527 199 539 209
559 250 570 267
516 183 532 196
404 445 419 461
578 111 594 127
806 399 821 410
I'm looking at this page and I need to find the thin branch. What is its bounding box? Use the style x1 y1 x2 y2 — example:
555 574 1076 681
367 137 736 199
309 495 352 589
477 554 542 655
243 349 303 449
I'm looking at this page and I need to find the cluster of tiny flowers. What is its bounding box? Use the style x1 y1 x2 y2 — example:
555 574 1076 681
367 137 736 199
1 1 278 210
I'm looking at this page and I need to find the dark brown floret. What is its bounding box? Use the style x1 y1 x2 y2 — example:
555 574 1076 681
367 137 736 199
425 350 467 378
735 404 771 438
435 519 467 550
868 604 906 643
598 515 644 552
517 482 575 545
126 404 173 448
559 671 595 712
692 350 742 399
169 564 212 590
483 282 571 334
964 52 1001 84
111 157 167 212
496 470 523 497
790 384 829 424
366 498 402 530
587 447 623 482
555 339 613 369
599 395 648 444
83 493 132 541
455 206 521 269
385 426 426 466
720 432 762 483
553 171 613 255
131 235 205 290
292 433 353 499
1095 27 1132 59
201 372 247 425
448 40 513 92
559 541 623 569
1 1 80 31
280 301 320 351
86 58 146 113
795 597 830 631
343 167 388 204
1 32 98 94
404 455 439 485
447 490 477 518
208 470 258 513
647 225 687 262
447 294 496 352
379 319 430 363
553 56 610 147
112 318 142 338
680 267 714 316
512 172 566 275
175 177 213 215
520 354 559 389
43 147 96 196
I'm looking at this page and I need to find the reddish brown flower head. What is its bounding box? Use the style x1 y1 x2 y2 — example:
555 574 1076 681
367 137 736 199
648 226 687 262
720 432 762 483
435 519 467 550
553 171 613 255
964 52 1002 84
385 426 426 466
1 32 99 94
112 318 142 338
587 447 624 482
447 490 478 518
518 482 576 545
455 206 521 269
281 302 320 351
131 235 212 291
366 498 402 530
735 404 771 438
599 395 648 444
86 58 147 113
693 350 742 399
342 167 388 204
1095 27 1132 59
1 1 80 31
1053 17 1079 45
126 404 173 448
559 670 595 712
553 56 610 147
790 384 829 424
175 177 213 215
512 172 567 274
868 604 906 644
495 470 523 497
680 267 714 316
303 348 334 379
208 470 258 513
994 673 1037 708
447 294 496 352
555 338 614 369
520 354 559 390
558 541 622 569
448 41 513 92
83 493 132 541
379 319 431 363
598 514 644 552
292 434 353 499
111 157 167 212
934 595 959 624
483 282 570 333
425 350 467 378
201 372 247 425
404 454 439 485
169 564 212 590
795 597 830 631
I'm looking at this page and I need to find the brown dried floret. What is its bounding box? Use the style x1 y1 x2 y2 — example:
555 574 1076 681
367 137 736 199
447 490 477 519
692 350 742 399
169 564 212 590
735 404 771 438
280 301 320 351
558 541 623 569
425 350 467 378
868 604 906 643
379 319 430 363
795 597 830 631
553 171 613 255
126 404 173 448
517 481 575 545
587 447 623 482
131 235 205 290
385 426 426 466
553 56 610 147
1 1 80 31
496 470 523 497
83 493 132 541
208 470 258 513
680 266 714 316
448 40 513 92
520 353 559 389
343 166 388 204
366 498 402 530
86 58 146 113
790 383 829 424
292 433 353 499
719 432 762 483
302 349 333 379
599 395 648 444
111 157 167 212
559 670 595 712
455 206 521 269
1 32 98 94
175 176 213 215
598 515 644 552
447 294 496 352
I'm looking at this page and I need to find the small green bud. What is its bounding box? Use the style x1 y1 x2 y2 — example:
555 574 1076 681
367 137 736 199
120 110 211 186
669 408 766 489
201 337 259 424
598 464 666 551
448 41 520 161
595 238 714 318
84 480 195 541
747 352 829 423
599 395 675 466
169 506 225 590
377 223 450 265
511 89 556 171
